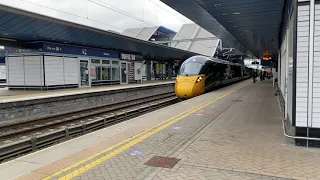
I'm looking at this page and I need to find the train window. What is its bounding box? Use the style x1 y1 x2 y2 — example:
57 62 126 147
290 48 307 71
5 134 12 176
179 63 202 76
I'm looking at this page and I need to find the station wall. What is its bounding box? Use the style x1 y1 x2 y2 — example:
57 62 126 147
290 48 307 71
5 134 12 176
4 43 150 89
6 56 44 87
280 0 320 131
296 2 309 127
279 0 295 125
44 56 79 86
0 65 6 81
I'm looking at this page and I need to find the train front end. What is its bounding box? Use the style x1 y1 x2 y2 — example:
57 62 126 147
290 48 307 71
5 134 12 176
175 56 207 99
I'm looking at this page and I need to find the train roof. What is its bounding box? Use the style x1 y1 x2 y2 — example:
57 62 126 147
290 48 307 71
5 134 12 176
184 55 247 67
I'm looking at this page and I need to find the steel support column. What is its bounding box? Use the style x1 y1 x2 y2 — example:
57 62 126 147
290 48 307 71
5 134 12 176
168 62 173 80
146 60 151 81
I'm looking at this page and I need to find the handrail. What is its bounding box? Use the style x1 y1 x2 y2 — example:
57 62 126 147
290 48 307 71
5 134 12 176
282 118 320 141
275 79 319 145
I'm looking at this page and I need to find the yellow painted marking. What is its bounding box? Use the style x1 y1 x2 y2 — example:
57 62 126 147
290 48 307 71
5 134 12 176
42 82 249 180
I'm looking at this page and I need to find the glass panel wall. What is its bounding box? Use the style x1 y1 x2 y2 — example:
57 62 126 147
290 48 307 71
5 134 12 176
112 61 120 81
101 60 111 80
90 58 120 82
102 66 111 80
90 59 101 81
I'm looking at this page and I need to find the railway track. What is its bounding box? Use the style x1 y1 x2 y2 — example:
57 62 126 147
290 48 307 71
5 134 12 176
0 92 178 162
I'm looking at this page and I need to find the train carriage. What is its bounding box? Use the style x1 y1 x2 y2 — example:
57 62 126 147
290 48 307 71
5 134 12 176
175 55 252 99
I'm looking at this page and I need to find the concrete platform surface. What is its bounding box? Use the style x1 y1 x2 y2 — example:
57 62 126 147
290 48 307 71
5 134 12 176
0 80 174 103
2 79 320 180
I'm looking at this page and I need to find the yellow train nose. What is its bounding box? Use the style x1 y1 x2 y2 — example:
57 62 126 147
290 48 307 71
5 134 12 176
175 75 206 99
175 82 196 98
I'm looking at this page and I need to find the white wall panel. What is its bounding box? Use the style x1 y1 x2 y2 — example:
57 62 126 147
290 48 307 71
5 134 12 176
6 56 24 86
296 3 310 127
44 56 64 86
298 36 309 42
280 35 287 97
298 31 309 37
0 65 5 80
63 57 78 84
313 3 320 127
298 21 310 26
24 56 43 86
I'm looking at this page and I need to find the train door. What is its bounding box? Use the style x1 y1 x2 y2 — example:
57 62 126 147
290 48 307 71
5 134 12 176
216 63 224 86
234 66 241 80
204 62 215 90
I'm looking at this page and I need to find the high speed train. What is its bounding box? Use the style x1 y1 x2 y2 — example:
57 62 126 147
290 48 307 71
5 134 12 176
175 55 252 99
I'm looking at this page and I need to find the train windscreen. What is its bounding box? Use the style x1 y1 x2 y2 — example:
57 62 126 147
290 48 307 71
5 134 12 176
179 63 202 76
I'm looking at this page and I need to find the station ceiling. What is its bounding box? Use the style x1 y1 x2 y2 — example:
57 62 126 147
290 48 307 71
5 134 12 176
0 4 197 61
160 0 286 59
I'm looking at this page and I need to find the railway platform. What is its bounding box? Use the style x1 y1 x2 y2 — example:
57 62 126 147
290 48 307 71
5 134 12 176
0 80 175 103
2 79 320 180
0 80 175 128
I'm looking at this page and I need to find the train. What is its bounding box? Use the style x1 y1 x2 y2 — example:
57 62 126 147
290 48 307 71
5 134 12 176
175 55 252 99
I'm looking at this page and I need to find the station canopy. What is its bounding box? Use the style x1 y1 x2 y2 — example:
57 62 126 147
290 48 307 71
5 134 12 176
0 4 197 61
160 0 286 59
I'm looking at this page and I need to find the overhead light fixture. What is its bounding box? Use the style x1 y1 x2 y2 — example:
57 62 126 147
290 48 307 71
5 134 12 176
3 33 9 36
215 4 222 7
233 25 238 27
244 29 250 31
222 13 228 16
228 20 233 23
233 12 241 15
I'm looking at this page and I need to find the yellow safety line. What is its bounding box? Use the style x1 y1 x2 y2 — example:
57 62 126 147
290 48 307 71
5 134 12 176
42 82 249 180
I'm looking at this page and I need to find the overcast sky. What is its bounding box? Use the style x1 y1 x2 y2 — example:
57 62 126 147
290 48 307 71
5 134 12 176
0 0 192 33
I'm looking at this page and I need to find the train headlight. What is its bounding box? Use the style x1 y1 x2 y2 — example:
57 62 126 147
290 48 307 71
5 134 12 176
176 77 178 82
196 76 203 83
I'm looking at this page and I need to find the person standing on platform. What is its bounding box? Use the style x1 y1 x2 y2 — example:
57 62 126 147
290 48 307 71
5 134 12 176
252 70 258 83
263 71 266 80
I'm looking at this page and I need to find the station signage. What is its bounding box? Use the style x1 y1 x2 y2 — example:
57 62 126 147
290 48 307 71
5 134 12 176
43 43 120 59
5 43 120 59
120 53 143 61
121 53 135 60
5 47 39 54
